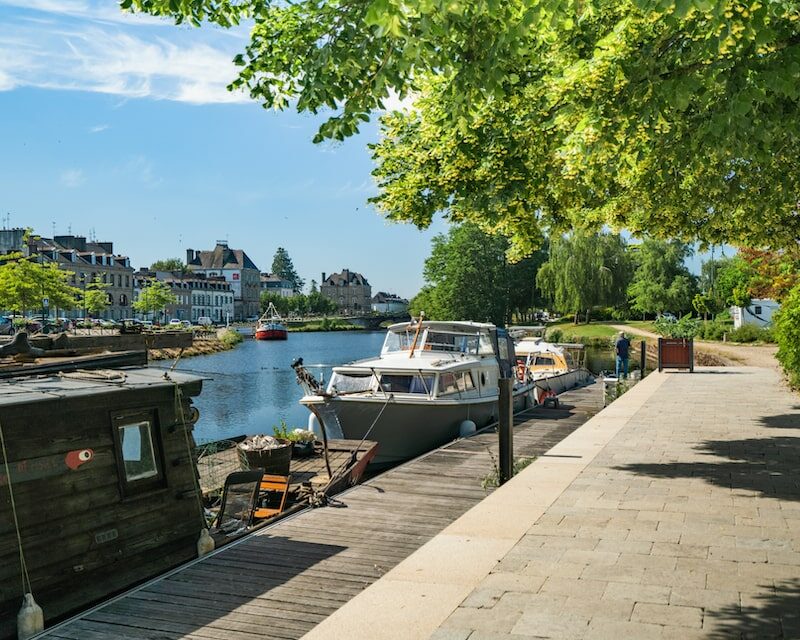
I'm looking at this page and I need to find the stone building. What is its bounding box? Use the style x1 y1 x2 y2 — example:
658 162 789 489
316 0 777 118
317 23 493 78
320 269 372 314
186 242 260 320
27 234 135 321
260 273 294 298
134 270 235 324
371 292 409 314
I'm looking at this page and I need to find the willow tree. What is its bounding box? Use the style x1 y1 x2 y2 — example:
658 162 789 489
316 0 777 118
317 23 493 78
127 0 800 255
536 232 631 324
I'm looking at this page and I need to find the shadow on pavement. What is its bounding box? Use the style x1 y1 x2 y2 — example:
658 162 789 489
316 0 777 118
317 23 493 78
705 579 800 639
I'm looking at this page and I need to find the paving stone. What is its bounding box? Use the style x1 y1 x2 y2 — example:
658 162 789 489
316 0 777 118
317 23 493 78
511 611 591 639
460 588 504 609
429 630 472 640
650 542 708 559
441 605 523 634
631 603 703 628
540 577 609 599
585 619 665 640
602 582 671 604
481 573 546 594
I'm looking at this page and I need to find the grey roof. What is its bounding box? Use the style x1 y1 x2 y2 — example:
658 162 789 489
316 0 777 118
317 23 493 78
0 368 202 407
188 244 259 271
323 269 370 287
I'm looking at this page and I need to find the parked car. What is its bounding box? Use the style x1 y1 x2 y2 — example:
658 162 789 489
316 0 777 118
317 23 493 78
0 317 13 335
181 320 191 328
168 319 182 326
197 317 213 326
661 312 677 322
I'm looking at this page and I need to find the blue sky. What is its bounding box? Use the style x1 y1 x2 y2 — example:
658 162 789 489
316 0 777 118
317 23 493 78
0 0 446 298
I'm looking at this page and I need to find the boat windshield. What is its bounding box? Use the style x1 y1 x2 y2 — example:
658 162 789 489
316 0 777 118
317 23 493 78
382 330 414 353
329 371 375 394
382 327 494 355
379 373 435 394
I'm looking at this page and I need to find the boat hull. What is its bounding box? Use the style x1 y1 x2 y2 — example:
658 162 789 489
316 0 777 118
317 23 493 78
255 328 288 340
304 389 533 467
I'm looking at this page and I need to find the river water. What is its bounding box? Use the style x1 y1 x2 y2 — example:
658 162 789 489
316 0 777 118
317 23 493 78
161 330 641 444
160 331 386 443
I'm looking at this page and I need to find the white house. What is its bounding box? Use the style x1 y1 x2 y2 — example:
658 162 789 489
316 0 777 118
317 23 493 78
731 298 780 329
371 292 409 314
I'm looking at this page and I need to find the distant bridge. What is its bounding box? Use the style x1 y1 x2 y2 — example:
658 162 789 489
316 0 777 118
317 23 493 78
286 313 410 330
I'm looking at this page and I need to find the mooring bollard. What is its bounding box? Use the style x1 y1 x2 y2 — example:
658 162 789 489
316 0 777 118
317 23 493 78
498 377 514 485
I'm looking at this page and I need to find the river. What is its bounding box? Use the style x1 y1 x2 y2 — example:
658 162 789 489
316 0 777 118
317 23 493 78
159 330 386 443
161 330 639 444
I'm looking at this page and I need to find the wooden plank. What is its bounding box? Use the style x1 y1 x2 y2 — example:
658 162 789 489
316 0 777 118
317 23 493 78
39 383 603 640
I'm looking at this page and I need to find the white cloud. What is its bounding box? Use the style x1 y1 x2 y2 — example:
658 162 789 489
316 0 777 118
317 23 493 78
0 2 251 104
122 155 162 188
89 123 108 133
60 168 85 187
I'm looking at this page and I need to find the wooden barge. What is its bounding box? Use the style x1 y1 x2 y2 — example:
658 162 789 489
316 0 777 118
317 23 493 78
0 368 206 639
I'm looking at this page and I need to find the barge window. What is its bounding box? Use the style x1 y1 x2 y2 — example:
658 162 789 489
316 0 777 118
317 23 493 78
438 372 475 395
119 422 158 481
112 410 164 497
382 331 413 353
424 332 479 354
534 356 555 366
379 373 435 394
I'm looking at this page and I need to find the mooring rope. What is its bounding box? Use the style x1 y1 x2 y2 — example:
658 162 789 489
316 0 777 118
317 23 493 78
0 419 33 596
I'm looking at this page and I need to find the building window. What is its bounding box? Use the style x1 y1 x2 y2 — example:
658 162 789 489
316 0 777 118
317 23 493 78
119 294 128 306
754 306 762 315
112 410 164 497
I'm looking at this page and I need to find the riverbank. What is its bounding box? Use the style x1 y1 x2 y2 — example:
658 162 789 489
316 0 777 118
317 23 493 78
287 319 362 332
148 328 243 361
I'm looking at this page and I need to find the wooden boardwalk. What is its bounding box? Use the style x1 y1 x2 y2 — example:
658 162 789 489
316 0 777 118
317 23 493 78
41 383 603 640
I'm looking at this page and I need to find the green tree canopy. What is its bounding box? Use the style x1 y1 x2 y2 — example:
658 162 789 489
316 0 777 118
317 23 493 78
411 223 545 326
536 232 632 324
627 239 697 317
271 247 304 293
133 279 177 319
151 258 189 274
128 0 800 254
0 254 80 317
83 277 110 317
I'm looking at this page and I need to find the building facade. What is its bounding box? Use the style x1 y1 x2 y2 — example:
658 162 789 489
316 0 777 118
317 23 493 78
27 234 135 321
371 292 409 314
320 269 372 314
134 270 235 324
186 242 260 320
260 273 294 298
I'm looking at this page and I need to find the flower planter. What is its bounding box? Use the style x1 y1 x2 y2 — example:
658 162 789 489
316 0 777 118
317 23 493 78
657 338 694 372
237 439 292 476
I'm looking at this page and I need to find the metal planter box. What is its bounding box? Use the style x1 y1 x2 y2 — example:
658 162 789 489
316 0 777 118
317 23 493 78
657 338 694 372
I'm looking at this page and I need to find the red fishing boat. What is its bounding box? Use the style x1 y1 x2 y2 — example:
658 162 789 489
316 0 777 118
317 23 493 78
255 303 288 340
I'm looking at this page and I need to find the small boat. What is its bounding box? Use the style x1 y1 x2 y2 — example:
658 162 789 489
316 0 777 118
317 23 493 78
255 302 288 340
510 327 593 402
292 319 536 467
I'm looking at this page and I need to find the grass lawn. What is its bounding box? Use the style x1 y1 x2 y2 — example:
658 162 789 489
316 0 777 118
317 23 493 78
546 319 620 340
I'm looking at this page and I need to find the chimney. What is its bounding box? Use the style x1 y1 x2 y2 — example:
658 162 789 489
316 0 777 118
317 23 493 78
186 248 194 264
343 268 350 283
321 272 326 283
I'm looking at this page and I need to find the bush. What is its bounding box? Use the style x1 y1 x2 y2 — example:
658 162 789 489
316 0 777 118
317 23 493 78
219 328 243 348
775 285 800 388
727 323 774 343
545 328 563 343
654 315 700 339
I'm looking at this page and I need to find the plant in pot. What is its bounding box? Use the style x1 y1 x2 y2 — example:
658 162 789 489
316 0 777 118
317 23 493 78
237 434 292 475
654 315 700 372
273 421 317 458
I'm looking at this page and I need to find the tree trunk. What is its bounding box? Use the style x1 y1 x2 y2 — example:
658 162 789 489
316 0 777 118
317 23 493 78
585 308 591 324
573 311 579 325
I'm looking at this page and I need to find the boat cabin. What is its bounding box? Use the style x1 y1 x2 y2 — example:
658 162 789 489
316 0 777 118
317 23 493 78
326 321 521 400
0 368 205 639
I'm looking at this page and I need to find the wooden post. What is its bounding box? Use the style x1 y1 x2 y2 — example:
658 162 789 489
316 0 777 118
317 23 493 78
498 377 513 485
639 340 646 375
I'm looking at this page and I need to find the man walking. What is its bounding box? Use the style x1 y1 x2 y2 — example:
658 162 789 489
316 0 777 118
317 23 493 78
614 331 631 379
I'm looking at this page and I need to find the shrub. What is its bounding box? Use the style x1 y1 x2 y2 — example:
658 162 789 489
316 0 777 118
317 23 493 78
219 328 243 348
698 322 727 341
654 315 700 339
775 284 800 388
727 323 774 343
545 328 563 343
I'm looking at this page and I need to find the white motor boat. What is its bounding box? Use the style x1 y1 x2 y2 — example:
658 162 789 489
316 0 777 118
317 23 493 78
292 320 536 466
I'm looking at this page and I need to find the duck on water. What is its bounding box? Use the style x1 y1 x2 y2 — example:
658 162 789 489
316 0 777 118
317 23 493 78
292 319 538 467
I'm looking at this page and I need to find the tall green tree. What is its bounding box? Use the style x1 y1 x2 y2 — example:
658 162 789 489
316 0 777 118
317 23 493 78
0 254 79 317
271 247 304 293
83 277 110 318
411 223 545 326
627 239 697 318
537 232 631 324
129 0 800 254
133 279 177 321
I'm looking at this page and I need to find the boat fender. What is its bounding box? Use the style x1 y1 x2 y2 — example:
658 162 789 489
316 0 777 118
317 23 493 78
308 413 323 438
459 420 477 437
17 593 44 640
196 528 215 557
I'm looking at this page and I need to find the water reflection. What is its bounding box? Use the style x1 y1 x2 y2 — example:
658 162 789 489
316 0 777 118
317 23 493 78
156 331 385 443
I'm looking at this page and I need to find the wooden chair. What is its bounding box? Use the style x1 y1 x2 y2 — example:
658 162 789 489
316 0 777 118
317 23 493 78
214 469 264 535
253 474 291 520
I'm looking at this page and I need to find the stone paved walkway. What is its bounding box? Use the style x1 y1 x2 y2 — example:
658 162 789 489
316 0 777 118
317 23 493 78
432 367 800 639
